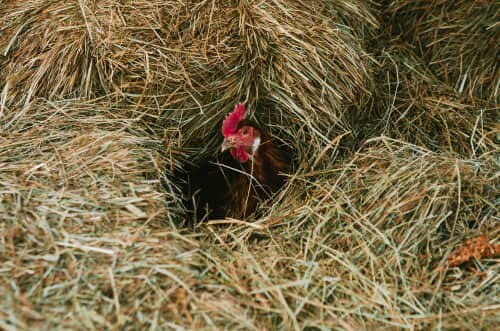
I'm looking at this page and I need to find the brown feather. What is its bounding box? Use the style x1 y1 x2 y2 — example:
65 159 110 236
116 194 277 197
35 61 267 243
225 120 290 218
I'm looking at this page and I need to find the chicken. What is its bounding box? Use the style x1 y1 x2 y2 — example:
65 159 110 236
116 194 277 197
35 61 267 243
184 103 289 221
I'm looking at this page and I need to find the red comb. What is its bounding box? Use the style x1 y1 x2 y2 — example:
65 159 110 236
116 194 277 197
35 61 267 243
222 103 246 137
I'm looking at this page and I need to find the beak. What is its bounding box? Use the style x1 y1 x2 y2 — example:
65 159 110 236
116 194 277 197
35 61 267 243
221 139 235 152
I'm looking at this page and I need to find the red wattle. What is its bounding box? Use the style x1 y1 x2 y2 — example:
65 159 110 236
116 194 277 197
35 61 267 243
230 146 249 163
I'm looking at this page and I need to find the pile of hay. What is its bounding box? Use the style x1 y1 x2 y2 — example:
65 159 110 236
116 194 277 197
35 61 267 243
383 0 499 101
1 0 498 329
0 0 378 161
368 45 497 157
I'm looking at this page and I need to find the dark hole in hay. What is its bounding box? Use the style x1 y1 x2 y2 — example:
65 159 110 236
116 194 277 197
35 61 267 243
179 153 242 223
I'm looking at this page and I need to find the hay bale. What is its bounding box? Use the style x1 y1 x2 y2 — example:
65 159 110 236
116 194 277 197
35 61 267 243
367 45 497 157
0 0 378 164
178 138 498 329
383 0 499 101
2 131 497 328
0 98 197 328
300 138 496 232
0 0 170 105
0 99 178 225
161 0 378 164
245 138 497 328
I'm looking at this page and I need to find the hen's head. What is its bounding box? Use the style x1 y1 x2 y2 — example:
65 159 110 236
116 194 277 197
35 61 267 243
221 103 261 163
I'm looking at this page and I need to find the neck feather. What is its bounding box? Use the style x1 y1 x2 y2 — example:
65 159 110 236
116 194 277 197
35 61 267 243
245 136 288 192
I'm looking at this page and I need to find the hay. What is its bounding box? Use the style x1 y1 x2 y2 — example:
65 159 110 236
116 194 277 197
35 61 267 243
161 0 378 164
367 45 498 157
383 0 499 101
1 0 499 329
0 99 178 225
0 0 171 106
0 98 188 328
2 129 497 328
211 138 499 329
0 0 378 163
